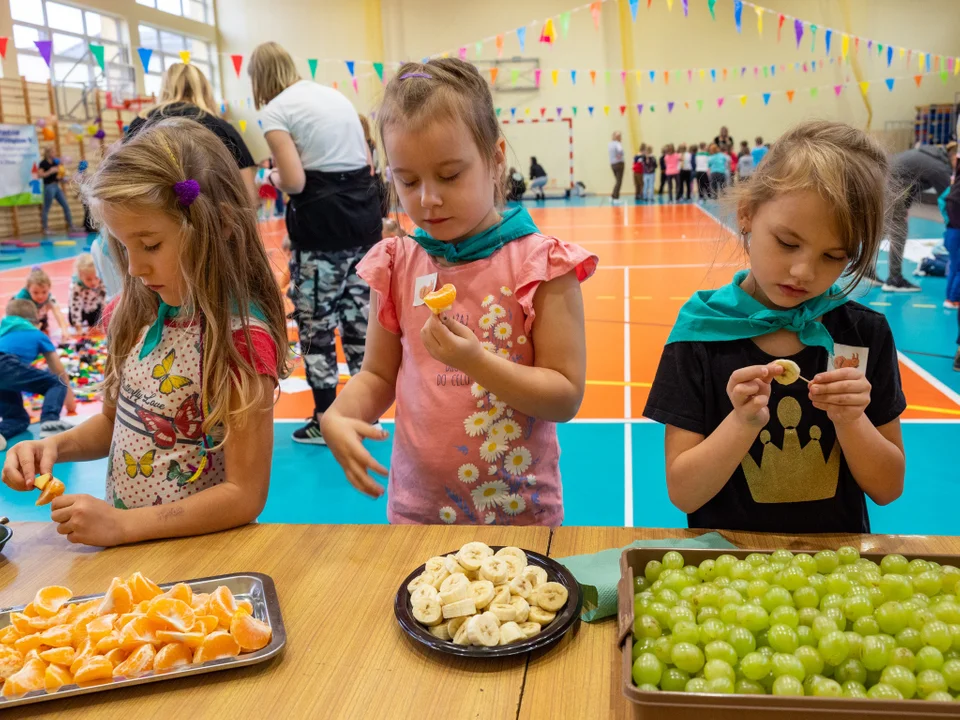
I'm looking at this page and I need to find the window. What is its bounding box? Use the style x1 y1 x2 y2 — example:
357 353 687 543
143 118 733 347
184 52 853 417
10 0 131 88
138 23 219 101
136 0 213 25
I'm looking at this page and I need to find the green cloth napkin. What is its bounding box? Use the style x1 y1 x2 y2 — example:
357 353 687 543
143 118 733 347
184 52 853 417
556 533 737 622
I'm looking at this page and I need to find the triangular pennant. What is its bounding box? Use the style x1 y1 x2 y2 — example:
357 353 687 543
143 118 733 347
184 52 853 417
517 27 527 53
688 69 693 82
572 106 577 116
710 68 716 82
761 66 767 77
332 81 338 90
834 85 843 97
955 57 960 76
551 69 558 86
682 0 689 16
534 69 541 87
308 58 318 80
941 69 949 84
684 101 689 109
621 70 627 84
231 54 243 77
605 70 611 84
35 40 52 66
825 29 832 56
664 71 670 84
603 105 609 116
0 37 8 60
179 50 191 65
666 0 673 10
649 70 656 83
588 106 594 116
352 78 358 94
786 90 795 102
696 99 703 111
636 70 643 84
540 18 555 44
373 62 384 82
722 68 728 81
475 41 483 58
739 95 747 106
794 19 804 48
540 107 547 118
637 104 643 114
885 78 895 91
556 107 563 118
590 1 601 29
490 68 498 84
458 47 467 60
560 12 571 37
859 81 870 95
649 104 655 112
496 35 504 58
570 70 577 84
667 101 675 113
590 70 597 84
717 97 724 108
810 87 818 98
762 92 771 105
708 0 717 20
777 13 785 42
524 107 530 117
914 75 923 87
510 107 517 118
841 34 849 60
629 0 639 22
699 69 705 80
619 104 626 116
810 25 817 52
89 44 104 71
755 6 763 35
239 120 247 133
734 0 743 33
771 64 776 76
346 60 355 77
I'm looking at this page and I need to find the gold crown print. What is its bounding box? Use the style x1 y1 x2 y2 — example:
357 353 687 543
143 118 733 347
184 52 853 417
740 396 841 504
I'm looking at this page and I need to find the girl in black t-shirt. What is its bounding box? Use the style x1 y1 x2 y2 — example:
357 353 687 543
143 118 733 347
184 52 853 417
645 120 906 534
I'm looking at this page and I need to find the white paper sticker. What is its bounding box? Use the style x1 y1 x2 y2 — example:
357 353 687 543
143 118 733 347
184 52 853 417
413 273 438 307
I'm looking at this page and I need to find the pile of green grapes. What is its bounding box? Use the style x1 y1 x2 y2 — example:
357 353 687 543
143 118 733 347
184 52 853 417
631 548 960 701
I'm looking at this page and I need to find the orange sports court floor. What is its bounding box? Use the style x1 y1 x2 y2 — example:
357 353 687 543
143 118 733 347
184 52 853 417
1 200 958 533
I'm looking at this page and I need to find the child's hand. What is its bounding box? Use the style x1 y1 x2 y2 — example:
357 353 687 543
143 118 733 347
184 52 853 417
1 439 58 491
809 367 871 425
65 388 77 414
727 364 782 428
420 313 482 372
320 412 389 499
50 494 127 546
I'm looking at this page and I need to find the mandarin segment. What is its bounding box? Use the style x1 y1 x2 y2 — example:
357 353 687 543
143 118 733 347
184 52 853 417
112 643 155 678
1 657 46 697
69 638 96 675
155 629 205 649
118 616 165 650
127 572 163 604
194 615 219 635
39 646 75 666
44 663 72 691
161 583 194 605
39 624 73 648
103 647 129 666
0 646 24 680
73 655 113 684
193 630 240 664
147 598 195 633
207 586 239 628
230 610 272 652
98 578 133 616
154 642 193 672
34 586 73 618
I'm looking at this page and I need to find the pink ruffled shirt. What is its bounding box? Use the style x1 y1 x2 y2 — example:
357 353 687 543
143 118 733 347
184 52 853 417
357 233 598 527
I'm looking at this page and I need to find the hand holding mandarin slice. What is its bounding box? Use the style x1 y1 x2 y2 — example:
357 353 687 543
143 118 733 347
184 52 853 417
423 284 456 315
33 474 65 506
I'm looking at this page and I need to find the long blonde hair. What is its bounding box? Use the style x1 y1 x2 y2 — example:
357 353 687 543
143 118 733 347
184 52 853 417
150 63 217 115
80 118 289 437
249 42 301 110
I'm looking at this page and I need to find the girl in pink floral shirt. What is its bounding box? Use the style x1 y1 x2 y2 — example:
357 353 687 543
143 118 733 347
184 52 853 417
321 59 597 526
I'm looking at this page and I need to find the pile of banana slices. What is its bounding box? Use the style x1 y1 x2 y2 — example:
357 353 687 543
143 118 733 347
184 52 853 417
407 542 569 647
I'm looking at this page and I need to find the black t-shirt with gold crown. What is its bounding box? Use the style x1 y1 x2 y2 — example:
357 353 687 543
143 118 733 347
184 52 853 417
644 301 906 534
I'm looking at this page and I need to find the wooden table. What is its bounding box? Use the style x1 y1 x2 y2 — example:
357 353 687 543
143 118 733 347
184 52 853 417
2 524 959 718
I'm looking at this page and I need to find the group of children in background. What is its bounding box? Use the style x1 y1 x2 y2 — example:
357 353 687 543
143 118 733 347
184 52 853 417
633 136 770 202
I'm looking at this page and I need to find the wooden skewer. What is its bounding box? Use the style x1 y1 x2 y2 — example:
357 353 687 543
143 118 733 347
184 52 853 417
798 374 812 385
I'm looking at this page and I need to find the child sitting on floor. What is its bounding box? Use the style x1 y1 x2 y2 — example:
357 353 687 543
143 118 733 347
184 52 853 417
68 253 106 332
16 267 68 337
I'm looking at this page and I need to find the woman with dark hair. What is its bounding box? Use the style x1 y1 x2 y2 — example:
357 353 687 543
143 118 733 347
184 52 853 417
529 156 548 200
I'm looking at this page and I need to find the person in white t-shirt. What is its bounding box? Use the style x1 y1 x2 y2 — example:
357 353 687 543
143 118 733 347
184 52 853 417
250 41 382 445
609 131 625 204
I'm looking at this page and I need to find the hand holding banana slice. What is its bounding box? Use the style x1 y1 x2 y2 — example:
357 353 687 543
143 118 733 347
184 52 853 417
408 543 569 647
771 359 810 386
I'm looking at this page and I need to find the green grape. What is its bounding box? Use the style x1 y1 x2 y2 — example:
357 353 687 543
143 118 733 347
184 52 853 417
852 616 880 637
697 559 717 582
653 636 675 665
632 636 655 660
730 561 754 581
802 674 824 696
727 626 757 658
754 630 769 649
762 587 794 614
903 597 926 612
834 658 867 685
735 679 765 695
778 566 809 592
843 595 874 622
934 603 960 625
812 615 839 641
663 571 693 594
841 680 868 698
908 559 932 576
714 576 731 588
943 649 960 661
819 593 844 612
880 553 909 575
718 588 743 609
880 574 913 602
915 571 944 598
771 549 795 564
672 621 700 646
680 586 698 601
740 651 771 681
789 554 816 576
823 607 845 628
683 565 701 583
704 640 738 666
869 587 886 608
648 602 671 626
826 574 853 597
917 646 945 672
704 659 736 684
923 620 954 653
684 677 709 693
808 574 828 598
876 601 908 635
706 677 735 694
951 624 960 651
693 585 719 610
668 605 696 630
632 653 664 686
916 669 948 698
771 675 804 696
867 683 904 700
771 652 806 682
818 631 850 666
755 565 778 584
746 553 769 567
847 584 871 599
797 625 815 647
637 683 659 693
634 614 662 639
645 560 663 583
768 624 799 653
757 645 775 658
941 566 960 593
662 551 685 570
746 579 770 600
925 691 955 702
737 604 770 633
634 576 651 594
698 618 727 644
730 580 751 597
657 588 680 606
715 554 739 577
837 546 860 565
943 658 960 690
660 668 690 692
697 607 721 624
844 632 863 661
795 645 825 677
669 641 704 674
861 634 893 671
793 587 820 610
896 627 923 653
815 550 840 575
881 664 918 698
812 678 842 697
888 646 916 672
798 607 820 627
720 603 741 625
770 606 800 629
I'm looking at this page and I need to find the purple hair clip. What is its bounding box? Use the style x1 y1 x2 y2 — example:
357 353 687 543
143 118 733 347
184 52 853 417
173 179 200 207
400 72 432 80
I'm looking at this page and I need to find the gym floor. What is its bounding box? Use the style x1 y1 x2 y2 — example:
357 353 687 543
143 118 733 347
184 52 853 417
2 198 958 534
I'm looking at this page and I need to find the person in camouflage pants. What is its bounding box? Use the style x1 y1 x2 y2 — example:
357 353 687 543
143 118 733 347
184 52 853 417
289 245 374 439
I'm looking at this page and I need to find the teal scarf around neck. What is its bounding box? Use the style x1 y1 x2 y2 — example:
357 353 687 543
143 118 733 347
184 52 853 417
0 316 39 337
139 300 267 360
412 206 539 263
667 270 849 352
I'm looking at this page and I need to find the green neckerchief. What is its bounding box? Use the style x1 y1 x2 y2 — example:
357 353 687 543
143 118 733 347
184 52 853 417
139 299 267 360
412 206 539 263
0 316 39 337
667 270 849 353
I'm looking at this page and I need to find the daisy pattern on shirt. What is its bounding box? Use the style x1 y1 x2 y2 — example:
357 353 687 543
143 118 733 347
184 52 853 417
470 382 486 398
472 480 508 510
481 295 495 307
464 412 491 437
458 463 480 484
493 418 522 441
494 322 512 341
479 439 507 463
439 506 457 523
502 494 526 516
479 314 496 331
505 447 533 476
501 286 513 297
489 303 507 319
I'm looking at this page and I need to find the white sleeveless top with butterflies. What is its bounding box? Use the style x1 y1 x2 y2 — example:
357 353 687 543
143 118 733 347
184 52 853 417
106 315 277 510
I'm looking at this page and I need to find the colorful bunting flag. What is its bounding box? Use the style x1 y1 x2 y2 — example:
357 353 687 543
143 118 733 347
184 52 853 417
0 37 8 60
762 92 771 105
352 78 358 94
629 0 639 22
605 70 611 84
570 70 577 84
649 70 656 83
590 1 601 29
373 62 384 82
534 69 541 87
621 70 627 84
510 107 516 118
664 70 670 84
696 99 703 111
179 50 191 65
496 35 504 57
941 69 949 84
810 87 818 98
734 0 743 33
885 78 895 91
710 68 716 82
517 27 527 53
708 0 717 20
717 97 724 108
833 85 842 96
667 101 675 113
239 120 247 133
551 69 558 86
590 70 597 84
458 47 467 60
825 29 832 56
475 41 483 58
682 0 689 16
914 74 922 87
556 107 563 117
859 81 870 95
755 7 763 34
786 90 795 102
490 68 498 84
89 44 104 71
603 105 609 116
560 12 571 37
346 61 355 76
308 58 318 80
542 18 556 43
572 106 577 116
35 40 52 67
810 25 817 52
666 0 673 10
794 19 804 48
841 34 849 60
777 13 785 42
540 107 547 118
739 95 747 106
587 106 594 116
231 54 243 77
524 107 530 116
619 104 626 116
637 104 644 114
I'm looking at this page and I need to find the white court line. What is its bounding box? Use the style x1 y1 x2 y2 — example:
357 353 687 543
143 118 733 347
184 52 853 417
897 352 960 407
623 266 634 528
693 202 739 237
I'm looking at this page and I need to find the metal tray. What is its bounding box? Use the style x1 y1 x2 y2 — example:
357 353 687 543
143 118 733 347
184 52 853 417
0 518 11 554
0 571 286 709
395 546 582 658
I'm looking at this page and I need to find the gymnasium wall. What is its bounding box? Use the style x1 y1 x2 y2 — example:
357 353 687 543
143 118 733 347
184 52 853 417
218 0 960 193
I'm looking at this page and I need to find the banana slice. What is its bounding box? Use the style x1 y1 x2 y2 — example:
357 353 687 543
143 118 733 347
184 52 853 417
469 580 495 610
518 621 542 639
499 621 526 645
410 584 440 609
438 580 470 606
467 613 501 647
510 596 530 623
489 603 517 623
413 598 443 627
521 565 548 588
453 620 471 645
528 606 556 625
457 542 494 572
407 571 438 593
495 547 528 566
492 585 511 606
424 556 448 575
509 575 535 599
441 598 477 619
533 582 569 612
479 557 509 584
772 358 801 385
439 573 469 595
444 555 467 576
447 616 467 636
499 554 525 580
429 624 452 641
